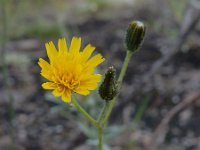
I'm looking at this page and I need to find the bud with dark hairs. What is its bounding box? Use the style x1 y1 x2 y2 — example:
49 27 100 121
99 67 118 101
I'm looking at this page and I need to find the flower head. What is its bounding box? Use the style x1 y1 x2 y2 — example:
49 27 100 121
38 37 104 103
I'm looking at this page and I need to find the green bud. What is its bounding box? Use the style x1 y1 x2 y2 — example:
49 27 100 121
99 67 118 101
126 20 146 52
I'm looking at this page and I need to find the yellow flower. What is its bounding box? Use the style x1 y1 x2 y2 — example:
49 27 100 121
38 37 104 103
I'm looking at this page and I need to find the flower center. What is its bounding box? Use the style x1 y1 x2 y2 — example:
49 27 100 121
60 74 80 90
67 78 80 89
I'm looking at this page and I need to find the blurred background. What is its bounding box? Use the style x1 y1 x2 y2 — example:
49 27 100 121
1 0 200 150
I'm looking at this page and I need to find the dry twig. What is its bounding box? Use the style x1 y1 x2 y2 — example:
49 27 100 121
147 0 200 78
144 91 200 150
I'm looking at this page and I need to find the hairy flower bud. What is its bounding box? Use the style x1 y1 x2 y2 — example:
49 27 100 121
99 67 118 101
126 21 146 52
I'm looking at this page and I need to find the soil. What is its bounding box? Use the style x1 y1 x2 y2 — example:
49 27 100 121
1 3 200 150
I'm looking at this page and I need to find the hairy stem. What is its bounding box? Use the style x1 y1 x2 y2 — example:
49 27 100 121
97 102 110 150
98 127 104 150
72 97 99 128
102 50 133 127
97 101 110 124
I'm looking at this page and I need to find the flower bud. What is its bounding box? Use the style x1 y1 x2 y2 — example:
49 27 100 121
126 21 146 52
99 67 118 101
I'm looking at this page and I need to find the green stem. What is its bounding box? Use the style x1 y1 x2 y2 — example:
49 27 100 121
97 101 110 124
96 102 110 150
71 97 99 128
98 127 104 150
102 50 133 127
118 50 133 83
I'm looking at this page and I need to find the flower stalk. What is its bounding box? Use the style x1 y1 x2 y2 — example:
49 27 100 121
97 101 110 124
94 50 134 150
72 96 107 150
96 20 146 149
72 97 99 128
102 50 134 128
98 127 104 150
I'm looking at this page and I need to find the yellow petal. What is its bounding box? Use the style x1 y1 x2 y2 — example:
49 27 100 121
40 72 52 81
73 64 83 76
80 74 101 82
38 58 50 68
61 89 72 103
79 74 101 90
39 58 53 80
81 44 95 62
52 87 64 97
74 88 90 95
69 37 81 55
38 58 51 74
58 38 68 54
45 41 58 63
87 54 104 66
42 82 57 89
91 74 102 82
84 54 104 73
83 83 98 90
